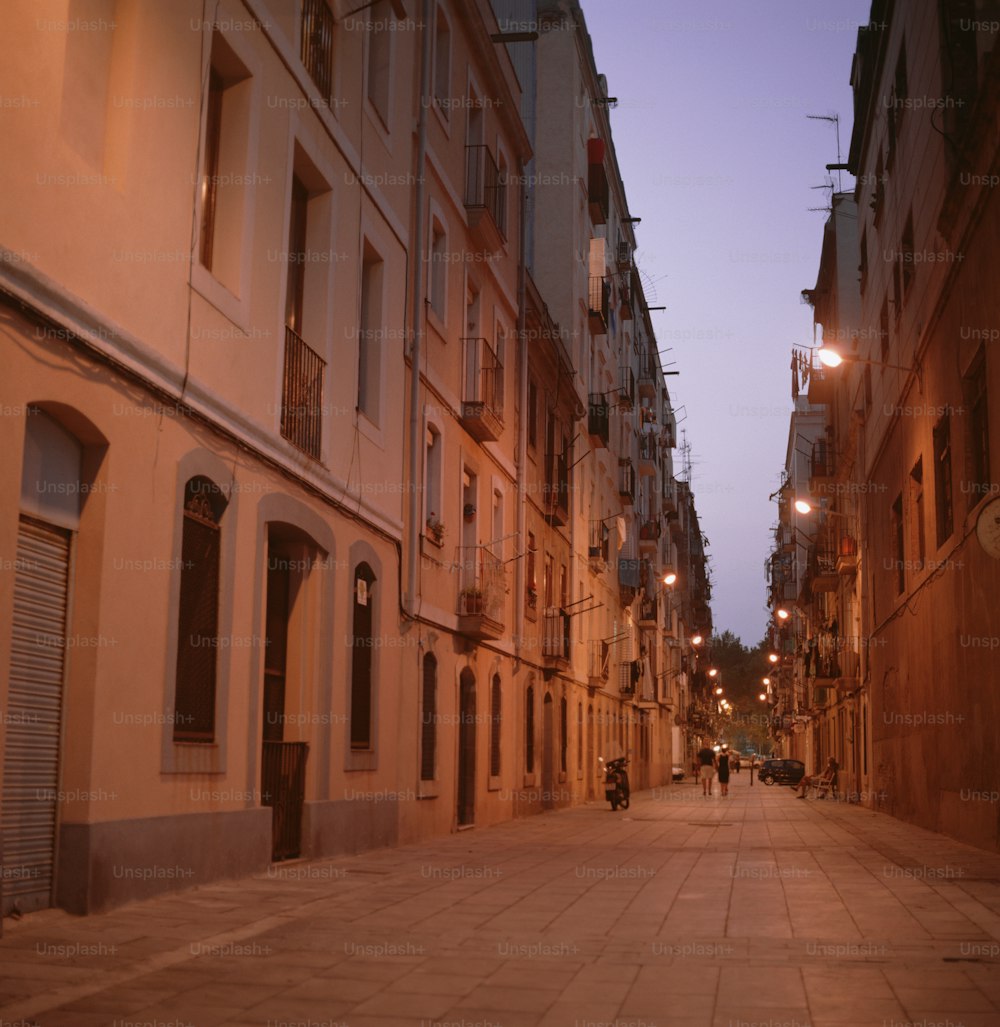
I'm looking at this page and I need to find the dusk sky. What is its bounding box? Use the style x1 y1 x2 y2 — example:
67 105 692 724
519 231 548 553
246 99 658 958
582 0 874 646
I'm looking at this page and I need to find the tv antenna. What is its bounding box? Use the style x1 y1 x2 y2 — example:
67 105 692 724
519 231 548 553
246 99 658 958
806 113 843 191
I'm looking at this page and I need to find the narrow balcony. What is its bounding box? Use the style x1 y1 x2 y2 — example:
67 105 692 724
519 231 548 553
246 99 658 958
619 276 634 320
544 448 569 526
662 476 677 514
281 325 326 460
809 541 839 592
464 144 506 250
542 607 571 666
461 337 504 442
836 531 858 575
810 438 836 490
620 659 639 696
637 595 657 626
618 459 636 505
638 351 658 398
618 365 636 410
588 639 610 687
638 519 661 554
588 275 610 335
618 546 641 605
588 393 610 447
637 432 657 475
588 520 610 572
456 546 505 641
588 160 609 225
807 361 835 405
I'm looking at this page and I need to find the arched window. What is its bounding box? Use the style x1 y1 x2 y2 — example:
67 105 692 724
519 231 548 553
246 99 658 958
174 477 228 742
420 653 436 780
525 684 535 773
490 674 501 776
350 562 376 749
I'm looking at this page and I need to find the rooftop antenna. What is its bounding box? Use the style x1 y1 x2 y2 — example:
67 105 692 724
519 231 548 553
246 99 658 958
806 113 842 191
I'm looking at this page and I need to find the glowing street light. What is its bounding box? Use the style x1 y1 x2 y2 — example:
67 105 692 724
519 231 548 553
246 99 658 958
768 653 779 664
691 634 703 646
758 692 767 701
708 668 718 678
776 608 790 620
714 686 724 695
762 677 771 686
663 571 677 586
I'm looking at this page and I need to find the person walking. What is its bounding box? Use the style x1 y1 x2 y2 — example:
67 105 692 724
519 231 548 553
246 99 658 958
717 746 731 797
697 744 717 797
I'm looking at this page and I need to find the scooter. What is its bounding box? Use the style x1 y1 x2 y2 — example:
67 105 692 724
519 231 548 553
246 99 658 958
598 755 630 811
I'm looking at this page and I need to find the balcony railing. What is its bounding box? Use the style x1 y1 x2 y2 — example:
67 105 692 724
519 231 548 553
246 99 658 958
588 520 610 567
618 365 636 409
811 438 836 480
618 459 636 504
637 432 657 471
588 161 609 224
281 325 325 459
301 0 334 100
588 393 610 447
543 607 571 663
456 546 505 639
588 639 610 683
588 276 610 334
638 595 657 625
464 144 506 241
545 448 569 525
461 337 504 442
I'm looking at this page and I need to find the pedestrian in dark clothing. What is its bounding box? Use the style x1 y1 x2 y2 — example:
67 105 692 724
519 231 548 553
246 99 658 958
717 746 731 797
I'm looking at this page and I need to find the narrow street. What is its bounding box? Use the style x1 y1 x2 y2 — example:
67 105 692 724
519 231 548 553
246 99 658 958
3 773 999 1027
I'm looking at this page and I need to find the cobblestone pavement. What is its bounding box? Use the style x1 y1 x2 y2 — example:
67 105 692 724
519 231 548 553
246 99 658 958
2 772 999 1027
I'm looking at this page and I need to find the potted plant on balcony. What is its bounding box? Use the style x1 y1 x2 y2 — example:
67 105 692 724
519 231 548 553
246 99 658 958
460 585 484 614
425 513 445 545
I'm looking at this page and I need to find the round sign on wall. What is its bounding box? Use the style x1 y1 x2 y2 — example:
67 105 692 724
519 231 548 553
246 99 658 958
975 496 1000 559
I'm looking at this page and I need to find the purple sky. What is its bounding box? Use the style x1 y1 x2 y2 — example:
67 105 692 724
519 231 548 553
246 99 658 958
583 0 873 645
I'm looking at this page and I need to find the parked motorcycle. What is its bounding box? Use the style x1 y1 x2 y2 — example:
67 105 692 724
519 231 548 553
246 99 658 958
598 755 630 811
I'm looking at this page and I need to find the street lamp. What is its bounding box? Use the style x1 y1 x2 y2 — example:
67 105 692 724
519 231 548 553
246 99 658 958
794 498 851 518
758 692 767 701
817 346 921 387
714 686 724 695
776 608 790 621
662 571 677 586
708 668 718 678
691 634 703 646
768 653 779 664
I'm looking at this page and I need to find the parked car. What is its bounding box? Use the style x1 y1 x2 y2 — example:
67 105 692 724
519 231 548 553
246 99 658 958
756 758 806 786
728 754 740 770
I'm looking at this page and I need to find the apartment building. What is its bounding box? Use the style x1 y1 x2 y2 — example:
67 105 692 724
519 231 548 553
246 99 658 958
0 0 716 919
770 1 1000 851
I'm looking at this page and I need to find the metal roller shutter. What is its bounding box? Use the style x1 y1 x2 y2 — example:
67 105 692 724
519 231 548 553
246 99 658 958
2 516 70 914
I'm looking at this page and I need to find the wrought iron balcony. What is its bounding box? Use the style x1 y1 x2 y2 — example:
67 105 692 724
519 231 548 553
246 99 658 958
638 519 661 553
464 144 506 247
281 325 325 459
637 595 657 626
588 276 610 334
588 639 610 685
638 351 658 397
543 607 571 664
301 0 334 101
810 438 836 486
588 393 610 447
618 459 636 504
461 337 504 442
544 448 569 525
618 365 636 409
637 432 657 474
456 546 505 640
836 531 858 575
588 520 610 570
588 160 609 224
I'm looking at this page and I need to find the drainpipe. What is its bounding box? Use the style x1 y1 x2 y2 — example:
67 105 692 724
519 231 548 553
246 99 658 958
514 156 529 661
405 0 433 617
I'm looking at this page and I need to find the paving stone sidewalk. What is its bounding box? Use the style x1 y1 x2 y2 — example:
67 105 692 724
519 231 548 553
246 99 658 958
2 773 999 1027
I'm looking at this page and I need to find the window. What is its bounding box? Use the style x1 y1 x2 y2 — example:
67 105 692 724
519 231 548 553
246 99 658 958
887 42 907 161
934 416 954 545
198 35 251 293
366 0 391 125
910 458 925 570
173 477 228 742
490 675 501 777
420 654 436 780
358 243 384 424
301 0 334 101
891 493 904 594
965 349 991 502
577 702 583 771
281 170 328 459
525 684 535 773
350 563 376 749
496 151 509 239
527 379 538 449
425 424 442 530
872 149 885 225
429 218 447 321
526 531 536 592
433 5 450 108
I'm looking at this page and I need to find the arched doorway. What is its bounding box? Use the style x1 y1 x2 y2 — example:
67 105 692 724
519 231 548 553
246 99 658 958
3 410 85 914
457 669 476 826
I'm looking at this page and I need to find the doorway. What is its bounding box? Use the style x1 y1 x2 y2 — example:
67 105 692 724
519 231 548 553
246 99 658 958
457 670 476 826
